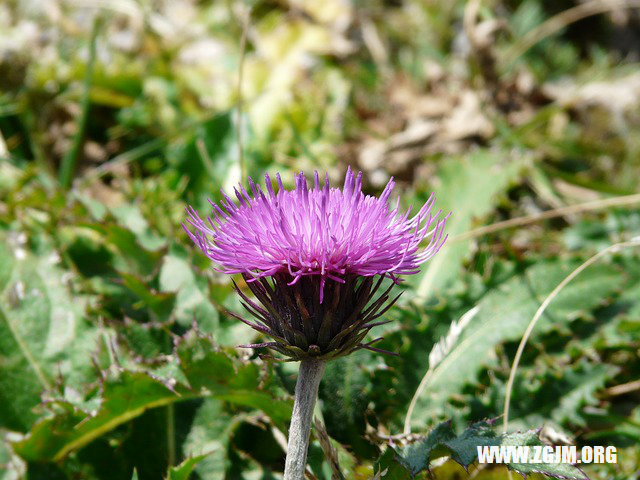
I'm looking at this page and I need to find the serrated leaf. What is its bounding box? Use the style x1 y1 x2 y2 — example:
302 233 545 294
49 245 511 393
12 333 291 462
388 421 588 479
176 334 291 424
407 260 625 430
500 431 589 480
442 421 498 468
517 359 619 427
13 370 186 462
555 363 617 426
395 421 453 475
509 459 589 480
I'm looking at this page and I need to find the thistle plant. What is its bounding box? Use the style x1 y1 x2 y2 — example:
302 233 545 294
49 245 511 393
183 167 448 479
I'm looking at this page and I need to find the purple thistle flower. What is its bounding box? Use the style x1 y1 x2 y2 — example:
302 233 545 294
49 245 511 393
183 167 449 360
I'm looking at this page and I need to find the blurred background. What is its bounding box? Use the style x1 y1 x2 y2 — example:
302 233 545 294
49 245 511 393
1 0 640 479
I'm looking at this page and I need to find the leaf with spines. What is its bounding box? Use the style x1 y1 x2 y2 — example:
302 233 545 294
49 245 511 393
510 359 619 428
377 420 589 479
12 332 291 462
175 332 292 424
406 260 625 431
441 421 500 468
395 421 454 476
13 370 191 462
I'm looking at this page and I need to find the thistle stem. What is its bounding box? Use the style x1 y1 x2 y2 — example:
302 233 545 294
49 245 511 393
284 358 326 480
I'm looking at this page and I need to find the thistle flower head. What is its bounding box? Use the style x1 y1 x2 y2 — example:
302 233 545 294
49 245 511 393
184 167 449 360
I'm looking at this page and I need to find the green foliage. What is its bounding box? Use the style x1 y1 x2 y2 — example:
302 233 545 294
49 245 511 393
2 0 640 478
376 421 588 479
320 351 380 458
413 149 529 298
406 260 626 430
12 332 291 463
393 421 453 475
0 234 99 432
14 370 188 462
159 245 219 332
166 454 209 480
181 399 237 479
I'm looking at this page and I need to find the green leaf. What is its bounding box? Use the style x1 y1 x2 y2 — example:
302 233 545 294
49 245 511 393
158 247 219 333
413 150 528 300
514 359 619 428
510 0 544 36
373 448 411 480
171 112 237 211
500 430 590 480
12 333 290 462
553 362 618 426
407 260 625 430
387 421 588 479
166 454 209 480
320 351 378 457
120 272 176 322
13 370 187 462
395 421 453 475
82 223 162 277
175 334 292 425
0 236 99 432
181 399 238 480
442 421 499 468
526 263 623 322
110 204 166 251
